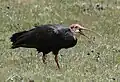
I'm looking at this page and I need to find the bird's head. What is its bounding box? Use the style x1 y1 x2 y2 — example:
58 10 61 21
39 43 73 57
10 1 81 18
70 24 101 39
70 24 89 38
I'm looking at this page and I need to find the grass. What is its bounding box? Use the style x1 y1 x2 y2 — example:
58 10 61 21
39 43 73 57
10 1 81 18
0 0 120 81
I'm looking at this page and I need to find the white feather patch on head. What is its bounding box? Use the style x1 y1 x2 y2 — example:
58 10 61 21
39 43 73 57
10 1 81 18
75 29 80 33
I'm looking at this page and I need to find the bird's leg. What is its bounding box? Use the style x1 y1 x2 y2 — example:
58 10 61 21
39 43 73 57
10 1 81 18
42 53 47 64
53 51 60 69
55 54 60 69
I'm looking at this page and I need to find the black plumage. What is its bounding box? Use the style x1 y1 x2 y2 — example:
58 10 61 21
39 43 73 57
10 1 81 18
10 24 87 69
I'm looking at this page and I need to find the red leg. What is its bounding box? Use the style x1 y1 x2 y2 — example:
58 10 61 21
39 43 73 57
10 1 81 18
55 54 60 69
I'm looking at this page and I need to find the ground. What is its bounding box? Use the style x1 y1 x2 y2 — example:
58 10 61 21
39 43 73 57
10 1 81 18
0 0 120 82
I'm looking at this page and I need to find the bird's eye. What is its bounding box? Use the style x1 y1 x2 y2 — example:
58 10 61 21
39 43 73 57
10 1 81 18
70 26 74 29
75 26 78 28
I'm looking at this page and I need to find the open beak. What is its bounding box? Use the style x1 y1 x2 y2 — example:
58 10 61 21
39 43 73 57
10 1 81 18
74 28 89 39
79 29 89 39
73 26 89 39
78 26 102 37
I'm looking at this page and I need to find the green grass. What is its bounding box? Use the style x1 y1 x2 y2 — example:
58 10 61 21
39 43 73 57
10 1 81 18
0 0 120 81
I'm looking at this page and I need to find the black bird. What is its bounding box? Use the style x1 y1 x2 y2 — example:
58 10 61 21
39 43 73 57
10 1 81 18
10 24 90 69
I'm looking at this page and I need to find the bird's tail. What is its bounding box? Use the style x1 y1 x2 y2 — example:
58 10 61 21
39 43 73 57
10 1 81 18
10 31 27 48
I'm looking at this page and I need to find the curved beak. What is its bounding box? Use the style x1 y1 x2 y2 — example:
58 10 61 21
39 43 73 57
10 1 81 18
79 29 89 39
74 26 89 38
78 26 102 37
